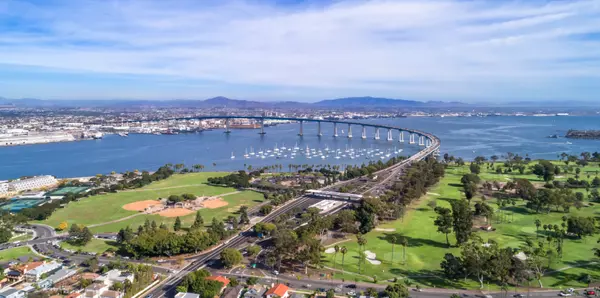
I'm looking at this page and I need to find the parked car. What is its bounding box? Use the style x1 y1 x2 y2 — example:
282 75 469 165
584 290 596 296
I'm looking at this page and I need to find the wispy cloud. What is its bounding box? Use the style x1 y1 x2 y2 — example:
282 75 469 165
1 0 600 101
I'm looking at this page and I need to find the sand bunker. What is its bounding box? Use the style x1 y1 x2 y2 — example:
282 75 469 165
427 192 440 196
375 228 396 232
324 247 336 254
364 250 381 265
123 200 162 211
158 208 194 217
203 198 229 209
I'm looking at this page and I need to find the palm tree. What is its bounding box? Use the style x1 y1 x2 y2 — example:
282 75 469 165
333 245 340 269
390 235 397 264
400 236 408 264
356 234 367 274
534 219 541 238
340 246 348 274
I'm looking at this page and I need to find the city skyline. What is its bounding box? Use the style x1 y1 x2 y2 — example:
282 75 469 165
1 0 600 102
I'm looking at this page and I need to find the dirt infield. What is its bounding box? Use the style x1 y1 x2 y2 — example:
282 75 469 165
158 208 194 217
203 198 229 209
123 200 162 211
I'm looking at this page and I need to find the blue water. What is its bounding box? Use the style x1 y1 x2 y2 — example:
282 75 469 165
1 116 599 179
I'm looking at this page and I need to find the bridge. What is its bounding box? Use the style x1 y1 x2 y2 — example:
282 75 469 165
107 115 441 154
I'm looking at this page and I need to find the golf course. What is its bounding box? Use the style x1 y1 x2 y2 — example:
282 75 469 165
39 172 265 233
324 161 600 290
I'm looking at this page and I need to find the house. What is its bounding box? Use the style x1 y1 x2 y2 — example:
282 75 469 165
243 285 266 298
66 293 81 298
99 290 123 298
265 284 290 298
204 275 230 293
94 270 134 287
222 285 243 298
85 283 109 298
6 261 44 282
38 268 77 289
0 287 25 298
174 293 200 298
289 293 305 298
24 261 61 282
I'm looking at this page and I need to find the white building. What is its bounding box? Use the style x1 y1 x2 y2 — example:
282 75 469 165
8 176 58 192
94 269 134 287
0 183 9 196
24 261 61 282
0 287 25 298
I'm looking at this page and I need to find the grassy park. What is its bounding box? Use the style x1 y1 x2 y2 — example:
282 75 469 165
324 161 600 290
60 238 119 254
39 172 264 233
0 246 36 261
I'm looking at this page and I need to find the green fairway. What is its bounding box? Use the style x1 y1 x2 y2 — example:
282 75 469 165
60 238 119 254
90 189 264 233
0 246 36 261
324 162 600 290
39 172 240 228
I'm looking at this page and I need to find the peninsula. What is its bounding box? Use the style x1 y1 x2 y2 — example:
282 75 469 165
565 129 600 139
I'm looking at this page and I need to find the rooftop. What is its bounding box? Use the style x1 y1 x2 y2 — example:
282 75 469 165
265 284 289 297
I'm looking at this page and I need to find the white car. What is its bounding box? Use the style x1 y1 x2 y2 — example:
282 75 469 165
559 292 573 297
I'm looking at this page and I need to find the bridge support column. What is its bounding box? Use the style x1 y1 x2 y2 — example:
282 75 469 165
419 136 425 146
387 129 393 141
224 118 231 134
298 120 304 136
426 138 431 147
258 118 266 135
374 128 380 140
399 131 404 143
361 126 366 139
317 121 322 137
347 124 352 138
333 123 338 137
409 133 415 144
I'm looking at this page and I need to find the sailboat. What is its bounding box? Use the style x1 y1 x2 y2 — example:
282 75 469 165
230 152 235 159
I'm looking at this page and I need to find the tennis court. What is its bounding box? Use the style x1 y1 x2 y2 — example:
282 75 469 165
45 186 89 196
0 198 47 212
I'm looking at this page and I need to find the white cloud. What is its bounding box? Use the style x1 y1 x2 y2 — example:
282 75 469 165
1 0 600 101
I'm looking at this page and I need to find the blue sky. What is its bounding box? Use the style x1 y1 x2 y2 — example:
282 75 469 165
1 0 600 102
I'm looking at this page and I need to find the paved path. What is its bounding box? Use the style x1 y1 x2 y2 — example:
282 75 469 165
88 212 146 228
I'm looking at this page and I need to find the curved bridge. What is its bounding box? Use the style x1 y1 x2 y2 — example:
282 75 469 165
116 115 441 160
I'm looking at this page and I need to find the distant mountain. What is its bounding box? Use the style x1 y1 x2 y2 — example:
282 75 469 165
315 96 425 108
0 95 464 109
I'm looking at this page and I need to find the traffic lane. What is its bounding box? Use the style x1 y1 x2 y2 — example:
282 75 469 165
221 272 571 298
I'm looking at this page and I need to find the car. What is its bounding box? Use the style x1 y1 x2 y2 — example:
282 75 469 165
513 294 524 298
272 270 279 275
559 292 573 297
584 290 596 296
346 284 357 289
347 291 356 297
317 288 326 293
303 284 312 288
334 288 341 292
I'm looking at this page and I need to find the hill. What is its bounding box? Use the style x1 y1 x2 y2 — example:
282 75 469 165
314 96 425 108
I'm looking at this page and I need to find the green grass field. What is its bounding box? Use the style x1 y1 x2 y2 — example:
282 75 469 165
0 246 36 261
90 190 264 233
37 172 264 233
60 238 119 254
9 233 33 243
324 162 600 290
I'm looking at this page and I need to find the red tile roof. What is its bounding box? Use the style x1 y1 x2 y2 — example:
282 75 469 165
66 293 81 298
205 275 230 287
265 284 289 297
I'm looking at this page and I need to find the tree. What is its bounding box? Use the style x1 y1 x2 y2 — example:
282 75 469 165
532 160 556 182
434 207 453 247
521 239 551 288
174 217 182 231
246 245 261 256
463 182 477 202
326 289 335 298
191 211 204 229
451 200 473 245
390 235 397 264
340 246 348 273
567 216 596 239
470 163 481 175
384 283 409 298
57 221 68 231
461 236 496 289
535 219 541 238
259 205 273 216
239 206 250 225
333 245 340 269
220 248 242 268
461 174 481 186
440 253 466 280
399 236 408 264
